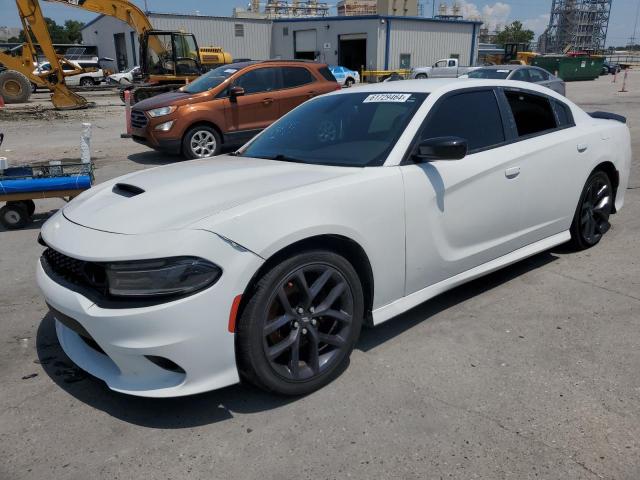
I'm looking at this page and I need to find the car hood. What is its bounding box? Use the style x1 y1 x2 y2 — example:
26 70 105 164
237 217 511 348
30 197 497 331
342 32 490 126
62 156 357 235
133 90 197 110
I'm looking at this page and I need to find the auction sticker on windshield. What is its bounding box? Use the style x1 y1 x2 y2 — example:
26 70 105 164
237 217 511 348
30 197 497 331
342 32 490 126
363 93 412 103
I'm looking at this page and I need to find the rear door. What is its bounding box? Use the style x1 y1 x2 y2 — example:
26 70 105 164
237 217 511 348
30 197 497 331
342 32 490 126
499 88 586 241
224 66 282 134
278 66 319 115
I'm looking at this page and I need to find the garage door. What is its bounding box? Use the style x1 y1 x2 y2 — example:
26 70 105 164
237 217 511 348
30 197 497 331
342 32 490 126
295 29 317 54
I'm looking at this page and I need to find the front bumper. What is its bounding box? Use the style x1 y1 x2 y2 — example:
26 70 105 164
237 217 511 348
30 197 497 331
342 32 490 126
37 211 263 397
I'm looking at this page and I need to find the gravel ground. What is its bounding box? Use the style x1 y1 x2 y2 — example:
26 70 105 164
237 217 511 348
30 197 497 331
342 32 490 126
0 72 639 480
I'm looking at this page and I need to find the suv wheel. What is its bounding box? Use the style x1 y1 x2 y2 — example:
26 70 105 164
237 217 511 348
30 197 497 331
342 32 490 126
236 250 364 395
182 126 221 159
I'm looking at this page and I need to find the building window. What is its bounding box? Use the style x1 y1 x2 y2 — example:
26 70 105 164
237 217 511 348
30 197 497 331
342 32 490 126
399 53 411 69
450 53 460 59
283 27 289 36
235 24 244 37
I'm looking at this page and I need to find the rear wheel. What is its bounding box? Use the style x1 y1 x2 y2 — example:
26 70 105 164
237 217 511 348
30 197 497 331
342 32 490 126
0 203 30 230
236 250 364 395
345 78 355 87
80 77 96 87
569 170 613 250
0 70 31 104
182 126 221 159
416 73 428 79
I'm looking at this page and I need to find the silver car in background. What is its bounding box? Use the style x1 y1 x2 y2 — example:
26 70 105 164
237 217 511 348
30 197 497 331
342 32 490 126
461 65 566 96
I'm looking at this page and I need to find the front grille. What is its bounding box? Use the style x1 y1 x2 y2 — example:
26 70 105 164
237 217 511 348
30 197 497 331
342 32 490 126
42 248 107 296
130 109 148 129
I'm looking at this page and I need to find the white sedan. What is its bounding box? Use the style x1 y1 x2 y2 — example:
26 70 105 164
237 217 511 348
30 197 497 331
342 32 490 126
37 80 631 397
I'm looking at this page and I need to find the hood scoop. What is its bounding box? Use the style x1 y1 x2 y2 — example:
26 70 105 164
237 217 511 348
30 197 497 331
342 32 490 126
113 183 145 198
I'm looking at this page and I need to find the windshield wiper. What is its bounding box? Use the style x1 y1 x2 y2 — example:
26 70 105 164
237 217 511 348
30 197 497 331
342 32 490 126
266 154 308 164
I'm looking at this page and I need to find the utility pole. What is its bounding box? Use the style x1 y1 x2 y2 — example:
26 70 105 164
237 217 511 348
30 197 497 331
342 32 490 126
630 0 640 47
432 0 435 18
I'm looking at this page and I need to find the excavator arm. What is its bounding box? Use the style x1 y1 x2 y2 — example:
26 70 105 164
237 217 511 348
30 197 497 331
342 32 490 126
0 0 89 109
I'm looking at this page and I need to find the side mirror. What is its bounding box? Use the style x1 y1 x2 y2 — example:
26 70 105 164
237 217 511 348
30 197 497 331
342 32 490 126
413 136 467 162
229 85 245 100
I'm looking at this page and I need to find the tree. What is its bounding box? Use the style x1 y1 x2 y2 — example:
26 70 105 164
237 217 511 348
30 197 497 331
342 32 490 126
11 18 85 45
495 21 535 46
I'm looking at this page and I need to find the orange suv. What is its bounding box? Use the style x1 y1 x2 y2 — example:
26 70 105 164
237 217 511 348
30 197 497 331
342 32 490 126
130 60 340 159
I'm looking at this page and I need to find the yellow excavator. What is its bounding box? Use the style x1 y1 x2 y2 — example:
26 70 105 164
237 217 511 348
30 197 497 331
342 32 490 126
0 0 232 109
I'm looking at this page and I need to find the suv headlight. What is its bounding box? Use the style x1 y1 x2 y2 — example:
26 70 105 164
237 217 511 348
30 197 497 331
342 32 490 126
105 257 221 298
147 106 176 118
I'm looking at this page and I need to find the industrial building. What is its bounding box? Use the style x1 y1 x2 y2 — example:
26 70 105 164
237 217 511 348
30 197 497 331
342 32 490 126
272 15 479 71
539 0 613 53
81 11 480 74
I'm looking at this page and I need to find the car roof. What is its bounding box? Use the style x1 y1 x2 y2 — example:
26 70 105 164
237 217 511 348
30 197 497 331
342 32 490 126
329 78 565 98
474 65 526 71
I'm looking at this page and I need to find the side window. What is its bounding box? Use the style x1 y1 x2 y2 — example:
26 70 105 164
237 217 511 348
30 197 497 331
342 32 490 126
62 64 76 71
422 90 505 151
505 90 557 137
528 69 548 82
553 100 574 128
510 69 529 81
434 60 447 67
448 60 456 67
282 67 314 88
318 67 336 82
235 67 279 94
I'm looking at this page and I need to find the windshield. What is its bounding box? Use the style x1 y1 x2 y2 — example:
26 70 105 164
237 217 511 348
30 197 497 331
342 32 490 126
240 92 427 167
182 65 239 94
468 69 511 79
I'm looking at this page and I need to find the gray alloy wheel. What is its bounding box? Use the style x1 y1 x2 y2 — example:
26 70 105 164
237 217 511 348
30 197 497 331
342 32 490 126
416 73 428 79
261 264 355 381
80 77 95 86
570 170 613 250
236 250 364 395
183 126 221 159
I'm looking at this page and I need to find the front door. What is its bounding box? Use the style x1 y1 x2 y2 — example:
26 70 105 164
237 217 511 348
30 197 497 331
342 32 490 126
401 88 526 294
224 67 282 135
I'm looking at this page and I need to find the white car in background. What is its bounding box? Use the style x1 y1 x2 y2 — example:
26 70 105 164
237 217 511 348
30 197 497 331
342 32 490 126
38 79 630 397
329 65 360 87
106 66 140 85
34 59 105 86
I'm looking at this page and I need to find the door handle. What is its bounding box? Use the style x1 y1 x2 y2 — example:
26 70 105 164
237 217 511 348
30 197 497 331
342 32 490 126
262 98 274 105
577 143 588 153
505 166 521 179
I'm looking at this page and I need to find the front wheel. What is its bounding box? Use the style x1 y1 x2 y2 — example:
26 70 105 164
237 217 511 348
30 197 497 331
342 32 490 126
345 78 355 87
80 77 96 87
182 126 221 159
569 170 613 250
236 250 364 395
415 73 428 79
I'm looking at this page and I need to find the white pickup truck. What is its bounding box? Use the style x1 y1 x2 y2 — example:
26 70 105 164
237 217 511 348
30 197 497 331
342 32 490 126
410 58 478 79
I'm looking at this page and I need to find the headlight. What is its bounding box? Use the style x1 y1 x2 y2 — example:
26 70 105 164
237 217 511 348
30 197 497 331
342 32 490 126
155 120 174 131
105 257 221 298
147 106 176 118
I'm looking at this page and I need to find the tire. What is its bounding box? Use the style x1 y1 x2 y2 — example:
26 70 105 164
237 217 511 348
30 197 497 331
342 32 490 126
415 73 428 79
80 77 96 87
0 70 31 104
236 250 365 396
8 200 35 217
31 83 38 93
0 203 30 230
345 78 355 87
569 170 614 250
182 125 221 159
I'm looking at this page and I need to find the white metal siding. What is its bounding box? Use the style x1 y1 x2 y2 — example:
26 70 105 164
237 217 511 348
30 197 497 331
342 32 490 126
149 14 272 61
386 19 476 70
294 30 317 52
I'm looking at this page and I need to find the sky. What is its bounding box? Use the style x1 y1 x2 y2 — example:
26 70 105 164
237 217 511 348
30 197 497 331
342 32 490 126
1 0 639 46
